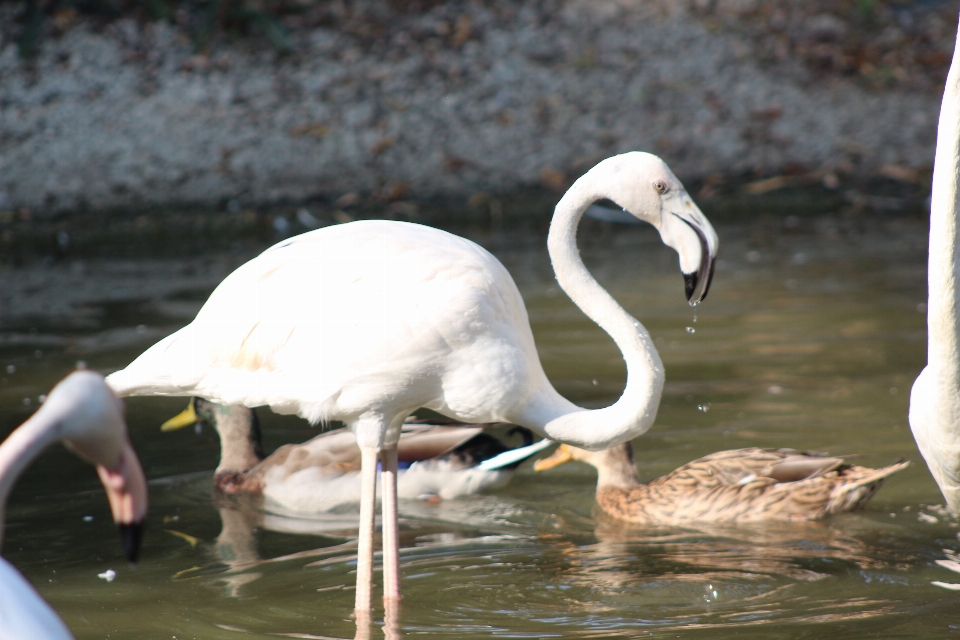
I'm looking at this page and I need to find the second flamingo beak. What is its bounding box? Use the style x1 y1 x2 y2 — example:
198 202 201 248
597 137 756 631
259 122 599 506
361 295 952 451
96 437 149 563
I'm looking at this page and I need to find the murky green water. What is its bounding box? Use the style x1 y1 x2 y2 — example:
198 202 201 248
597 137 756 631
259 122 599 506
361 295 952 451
3 205 959 638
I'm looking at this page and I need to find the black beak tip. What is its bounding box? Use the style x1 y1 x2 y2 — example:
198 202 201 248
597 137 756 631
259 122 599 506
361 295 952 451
684 272 698 302
683 258 716 305
119 521 145 564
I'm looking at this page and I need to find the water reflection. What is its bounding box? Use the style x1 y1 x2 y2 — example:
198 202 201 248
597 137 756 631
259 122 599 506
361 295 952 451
523 515 904 629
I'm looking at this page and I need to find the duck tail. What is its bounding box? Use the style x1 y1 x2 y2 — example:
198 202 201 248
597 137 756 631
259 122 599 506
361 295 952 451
829 460 911 512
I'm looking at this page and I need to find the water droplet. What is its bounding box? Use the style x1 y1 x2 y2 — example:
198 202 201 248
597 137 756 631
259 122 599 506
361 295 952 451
38 394 46 404
768 385 784 395
76 360 87 370
83 515 94 522
22 397 31 407
686 327 695 334
194 423 203 435
5 365 14 374
692 314 697 323
591 379 599 386
698 403 711 412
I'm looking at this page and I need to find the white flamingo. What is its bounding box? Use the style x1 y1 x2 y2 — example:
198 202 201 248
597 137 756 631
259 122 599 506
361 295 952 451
909 12 960 592
0 371 148 639
105 151 718 611
910 18 960 514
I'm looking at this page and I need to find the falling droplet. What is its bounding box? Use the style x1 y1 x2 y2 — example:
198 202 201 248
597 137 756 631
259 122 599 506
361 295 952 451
698 403 711 413
194 423 203 435
693 313 698 323
591 379 599 386
686 327 695 334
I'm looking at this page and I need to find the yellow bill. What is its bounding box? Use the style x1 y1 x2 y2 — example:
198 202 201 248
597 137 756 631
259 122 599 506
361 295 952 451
161 399 198 432
533 443 575 472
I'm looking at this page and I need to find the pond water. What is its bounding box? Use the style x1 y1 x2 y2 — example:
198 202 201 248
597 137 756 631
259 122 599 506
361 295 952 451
2 201 959 638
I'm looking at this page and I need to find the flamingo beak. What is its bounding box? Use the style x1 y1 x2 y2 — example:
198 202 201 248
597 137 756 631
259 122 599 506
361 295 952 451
657 191 719 305
96 437 148 563
679 218 717 304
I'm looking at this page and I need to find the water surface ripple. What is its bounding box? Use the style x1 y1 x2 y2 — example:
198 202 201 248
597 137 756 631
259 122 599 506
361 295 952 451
2 212 957 638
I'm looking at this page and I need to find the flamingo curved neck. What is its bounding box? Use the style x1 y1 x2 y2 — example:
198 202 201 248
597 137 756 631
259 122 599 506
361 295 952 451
928 36 960 381
0 413 60 551
538 175 664 450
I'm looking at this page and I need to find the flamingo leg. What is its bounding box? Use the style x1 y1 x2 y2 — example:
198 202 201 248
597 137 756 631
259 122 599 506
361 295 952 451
354 446 378 612
380 444 401 602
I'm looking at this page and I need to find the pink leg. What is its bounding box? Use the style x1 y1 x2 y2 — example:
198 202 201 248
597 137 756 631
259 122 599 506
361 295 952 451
380 445 402 602
354 446 378 612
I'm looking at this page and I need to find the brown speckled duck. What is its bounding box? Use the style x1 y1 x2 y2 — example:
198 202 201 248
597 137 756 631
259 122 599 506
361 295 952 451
162 398 553 515
534 443 908 524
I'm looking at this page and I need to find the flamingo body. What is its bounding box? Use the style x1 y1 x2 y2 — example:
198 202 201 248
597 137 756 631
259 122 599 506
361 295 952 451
109 221 558 447
106 151 719 610
0 558 72 640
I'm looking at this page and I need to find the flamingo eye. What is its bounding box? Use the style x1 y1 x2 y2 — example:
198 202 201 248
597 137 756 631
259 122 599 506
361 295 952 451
653 180 667 194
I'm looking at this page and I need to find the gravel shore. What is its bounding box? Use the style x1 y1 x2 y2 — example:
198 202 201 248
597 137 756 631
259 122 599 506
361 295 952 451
0 0 955 214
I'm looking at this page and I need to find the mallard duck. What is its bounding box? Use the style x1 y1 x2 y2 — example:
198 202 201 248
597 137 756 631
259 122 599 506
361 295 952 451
534 443 908 524
162 398 553 514
104 152 717 609
0 372 148 640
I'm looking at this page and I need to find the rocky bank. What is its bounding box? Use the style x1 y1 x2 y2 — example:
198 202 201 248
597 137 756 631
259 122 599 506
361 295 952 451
0 0 956 213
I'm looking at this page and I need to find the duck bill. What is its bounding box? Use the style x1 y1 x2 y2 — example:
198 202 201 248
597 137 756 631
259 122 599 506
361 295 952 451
96 438 148 563
657 192 719 305
161 399 197 432
533 444 575 471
